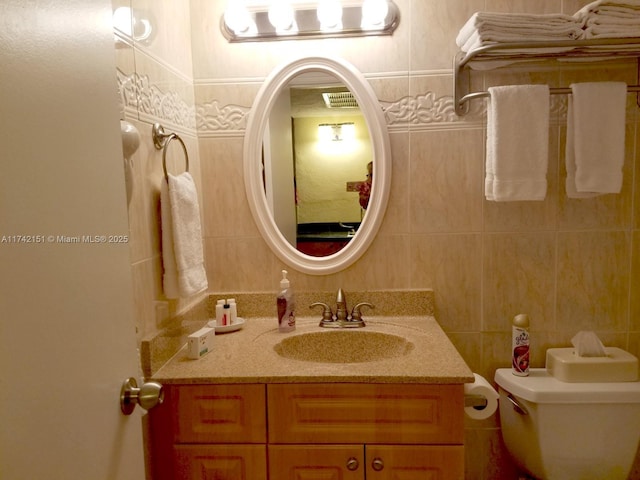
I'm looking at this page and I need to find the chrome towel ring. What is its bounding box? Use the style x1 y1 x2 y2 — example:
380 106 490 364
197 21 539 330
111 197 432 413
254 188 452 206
152 123 189 182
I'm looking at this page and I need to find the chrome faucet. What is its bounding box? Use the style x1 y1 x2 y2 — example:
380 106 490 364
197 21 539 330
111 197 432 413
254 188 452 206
310 289 374 328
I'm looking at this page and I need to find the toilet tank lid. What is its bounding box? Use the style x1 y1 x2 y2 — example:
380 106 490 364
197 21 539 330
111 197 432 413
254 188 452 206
494 368 640 404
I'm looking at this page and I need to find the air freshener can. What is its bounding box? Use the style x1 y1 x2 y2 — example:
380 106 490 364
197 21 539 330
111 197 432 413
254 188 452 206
512 314 530 376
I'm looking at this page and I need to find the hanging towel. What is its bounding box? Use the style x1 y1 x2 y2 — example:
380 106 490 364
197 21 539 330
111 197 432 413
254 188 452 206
486 85 550 201
160 172 208 298
565 82 627 197
160 180 180 298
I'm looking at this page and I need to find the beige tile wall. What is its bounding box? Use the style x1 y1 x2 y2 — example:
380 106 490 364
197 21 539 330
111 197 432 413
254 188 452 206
115 0 640 478
113 0 207 343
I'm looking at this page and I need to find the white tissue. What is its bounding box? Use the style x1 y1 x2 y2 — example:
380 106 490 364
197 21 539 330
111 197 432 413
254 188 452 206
571 330 607 357
464 373 499 420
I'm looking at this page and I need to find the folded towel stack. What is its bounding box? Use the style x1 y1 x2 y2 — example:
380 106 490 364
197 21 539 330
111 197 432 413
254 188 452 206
456 12 583 52
575 0 640 39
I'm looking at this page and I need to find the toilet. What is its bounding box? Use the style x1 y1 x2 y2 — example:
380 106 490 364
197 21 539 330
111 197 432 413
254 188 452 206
495 368 640 480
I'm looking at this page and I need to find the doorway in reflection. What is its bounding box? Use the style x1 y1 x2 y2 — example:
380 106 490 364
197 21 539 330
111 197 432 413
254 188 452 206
293 111 372 255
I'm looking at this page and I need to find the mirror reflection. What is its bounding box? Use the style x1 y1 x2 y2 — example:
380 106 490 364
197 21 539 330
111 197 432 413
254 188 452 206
262 75 374 257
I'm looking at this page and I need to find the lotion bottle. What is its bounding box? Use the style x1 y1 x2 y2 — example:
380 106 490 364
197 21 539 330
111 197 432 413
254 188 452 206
277 270 295 332
227 298 237 324
512 313 530 376
215 299 225 327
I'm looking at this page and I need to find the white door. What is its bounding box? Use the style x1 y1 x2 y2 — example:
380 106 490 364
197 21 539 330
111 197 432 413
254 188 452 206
0 2 146 479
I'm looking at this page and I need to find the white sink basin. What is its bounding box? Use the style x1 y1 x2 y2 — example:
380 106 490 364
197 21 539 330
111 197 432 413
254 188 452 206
274 330 414 363
546 347 639 383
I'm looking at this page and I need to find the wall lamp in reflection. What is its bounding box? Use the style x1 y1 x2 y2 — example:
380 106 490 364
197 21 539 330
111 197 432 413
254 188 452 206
221 0 400 42
318 122 355 142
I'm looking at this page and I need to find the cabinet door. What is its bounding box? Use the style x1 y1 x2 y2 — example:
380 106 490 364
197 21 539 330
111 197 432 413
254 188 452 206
366 445 464 480
269 445 364 480
174 445 267 480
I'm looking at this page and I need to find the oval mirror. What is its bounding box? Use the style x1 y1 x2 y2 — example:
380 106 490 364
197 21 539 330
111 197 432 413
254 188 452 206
243 56 391 275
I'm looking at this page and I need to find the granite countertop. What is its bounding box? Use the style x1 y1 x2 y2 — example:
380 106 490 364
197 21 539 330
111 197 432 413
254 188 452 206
152 316 474 385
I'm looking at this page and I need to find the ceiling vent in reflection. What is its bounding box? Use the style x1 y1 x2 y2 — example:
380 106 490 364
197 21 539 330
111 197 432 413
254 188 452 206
322 91 359 109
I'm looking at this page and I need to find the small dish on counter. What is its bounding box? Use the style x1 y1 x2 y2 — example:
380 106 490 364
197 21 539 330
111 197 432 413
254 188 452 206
214 317 245 334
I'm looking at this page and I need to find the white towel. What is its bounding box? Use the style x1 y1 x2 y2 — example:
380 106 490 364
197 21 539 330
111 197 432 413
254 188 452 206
575 0 640 20
582 24 640 38
160 172 208 298
565 82 627 198
575 0 640 38
456 12 582 52
486 85 550 201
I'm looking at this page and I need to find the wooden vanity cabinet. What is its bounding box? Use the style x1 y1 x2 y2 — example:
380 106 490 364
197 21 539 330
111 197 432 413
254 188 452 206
149 383 465 480
148 384 267 480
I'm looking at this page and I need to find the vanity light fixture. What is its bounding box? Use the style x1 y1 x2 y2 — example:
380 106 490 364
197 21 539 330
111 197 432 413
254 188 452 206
318 122 355 142
221 0 399 42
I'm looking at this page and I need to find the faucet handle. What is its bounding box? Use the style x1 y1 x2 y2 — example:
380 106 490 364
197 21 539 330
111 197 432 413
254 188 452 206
310 302 335 325
350 302 374 322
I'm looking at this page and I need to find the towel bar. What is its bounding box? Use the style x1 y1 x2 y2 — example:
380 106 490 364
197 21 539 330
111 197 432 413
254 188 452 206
458 84 640 110
152 123 189 182
453 37 640 116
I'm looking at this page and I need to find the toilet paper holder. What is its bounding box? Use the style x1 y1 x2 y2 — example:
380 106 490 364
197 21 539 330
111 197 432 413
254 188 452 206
465 394 488 408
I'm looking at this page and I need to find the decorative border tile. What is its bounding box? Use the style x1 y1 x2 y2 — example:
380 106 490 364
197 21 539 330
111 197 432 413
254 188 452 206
122 69 635 138
196 100 251 136
118 70 634 138
194 90 484 137
117 69 196 133
381 92 460 125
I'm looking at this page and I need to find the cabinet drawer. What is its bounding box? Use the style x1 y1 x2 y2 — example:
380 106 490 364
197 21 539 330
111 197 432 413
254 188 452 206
174 444 267 480
268 384 464 444
175 384 266 443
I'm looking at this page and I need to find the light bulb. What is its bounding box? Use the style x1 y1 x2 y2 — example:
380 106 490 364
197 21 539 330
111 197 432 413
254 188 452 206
113 6 133 37
317 0 343 30
224 1 252 34
268 0 295 32
361 0 389 28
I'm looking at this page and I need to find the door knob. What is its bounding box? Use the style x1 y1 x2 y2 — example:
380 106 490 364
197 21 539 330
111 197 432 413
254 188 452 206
120 377 164 415
346 457 359 471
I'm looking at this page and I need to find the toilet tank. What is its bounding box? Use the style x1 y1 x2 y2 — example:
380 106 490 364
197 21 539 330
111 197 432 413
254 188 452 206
495 368 640 480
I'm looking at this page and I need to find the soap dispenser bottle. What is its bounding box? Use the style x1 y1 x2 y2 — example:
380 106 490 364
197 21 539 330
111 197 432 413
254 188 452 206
277 270 295 332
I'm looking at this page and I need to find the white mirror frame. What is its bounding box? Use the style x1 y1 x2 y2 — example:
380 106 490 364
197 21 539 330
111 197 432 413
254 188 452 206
244 56 391 275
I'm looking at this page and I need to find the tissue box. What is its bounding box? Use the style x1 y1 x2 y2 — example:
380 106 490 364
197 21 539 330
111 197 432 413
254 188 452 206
546 347 638 383
187 327 215 359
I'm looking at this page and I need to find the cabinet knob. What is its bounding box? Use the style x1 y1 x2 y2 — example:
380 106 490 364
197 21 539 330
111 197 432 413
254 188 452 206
372 457 384 471
346 457 359 471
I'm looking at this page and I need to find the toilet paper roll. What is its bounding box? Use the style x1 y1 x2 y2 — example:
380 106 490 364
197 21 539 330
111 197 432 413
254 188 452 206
464 373 499 420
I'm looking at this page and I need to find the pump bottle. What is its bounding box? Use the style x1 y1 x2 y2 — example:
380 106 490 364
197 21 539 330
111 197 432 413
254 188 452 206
277 270 295 332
